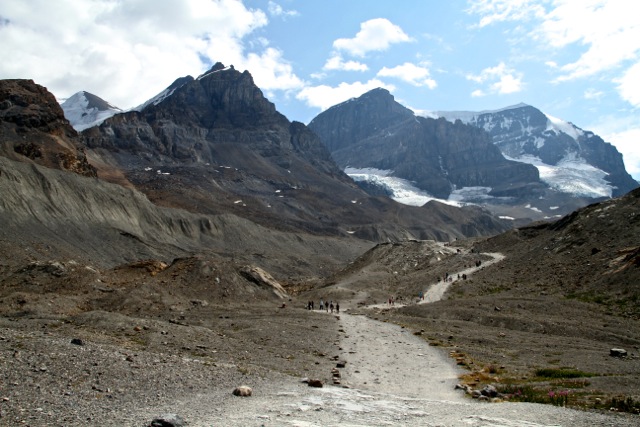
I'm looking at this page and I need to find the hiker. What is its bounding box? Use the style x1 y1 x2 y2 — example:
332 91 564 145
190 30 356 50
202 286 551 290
319 299 324 311
329 301 334 313
336 302 340 313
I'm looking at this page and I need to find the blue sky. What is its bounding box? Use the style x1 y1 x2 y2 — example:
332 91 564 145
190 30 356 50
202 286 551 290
1 0 639 179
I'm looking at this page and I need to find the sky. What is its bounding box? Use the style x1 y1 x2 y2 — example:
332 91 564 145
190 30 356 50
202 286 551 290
1 0 639 179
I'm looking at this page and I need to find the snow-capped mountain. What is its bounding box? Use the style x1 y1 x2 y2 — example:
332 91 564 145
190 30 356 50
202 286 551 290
310 90 638 224
60 91 122 131
433 104 638 199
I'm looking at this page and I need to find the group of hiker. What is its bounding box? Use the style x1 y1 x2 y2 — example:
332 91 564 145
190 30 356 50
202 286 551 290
307 299 339 313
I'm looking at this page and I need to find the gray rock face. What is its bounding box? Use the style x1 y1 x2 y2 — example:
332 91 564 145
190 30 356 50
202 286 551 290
308 89 541 199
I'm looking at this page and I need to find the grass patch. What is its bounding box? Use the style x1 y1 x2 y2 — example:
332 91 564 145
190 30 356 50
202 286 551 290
496 383 570 406
535 368 594 379
602 396 640 414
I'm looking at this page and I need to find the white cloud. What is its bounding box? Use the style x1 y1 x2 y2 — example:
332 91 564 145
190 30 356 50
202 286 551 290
584 88 604 101
377 62 437 88
471 89 486 97
468 0 640 107
333 18 412 57
466 0 546 28
268 1 299 18
590 113 640 180
615 60 640 107
466 62 523 95
542 1 640 82
604 128 640 180
0 0 308 109
323 55 369 72
296 79 395 111
241 47 305 92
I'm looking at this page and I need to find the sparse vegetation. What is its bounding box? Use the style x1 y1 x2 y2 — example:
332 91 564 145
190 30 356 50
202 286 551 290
535 368 595 379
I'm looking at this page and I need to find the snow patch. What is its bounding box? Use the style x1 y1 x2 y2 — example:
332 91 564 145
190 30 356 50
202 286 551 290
545 113 584 141
60 91 122 131
506 154 611 198
345 167 461 207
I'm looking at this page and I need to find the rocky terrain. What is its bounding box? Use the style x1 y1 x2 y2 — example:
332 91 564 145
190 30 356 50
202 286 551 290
309 88 541 200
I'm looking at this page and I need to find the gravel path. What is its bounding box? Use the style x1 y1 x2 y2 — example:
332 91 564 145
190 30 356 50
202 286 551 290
173 311 636 426
176 250 636 426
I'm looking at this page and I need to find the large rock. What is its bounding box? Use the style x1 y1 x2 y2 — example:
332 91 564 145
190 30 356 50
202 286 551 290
238 265 288 299
0 79 96 177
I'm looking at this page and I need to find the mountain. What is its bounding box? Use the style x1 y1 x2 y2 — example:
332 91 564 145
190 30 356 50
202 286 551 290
435 103 638 199
308 88 541 200
78 63 509 241
60 90 122 131
309 89 637 224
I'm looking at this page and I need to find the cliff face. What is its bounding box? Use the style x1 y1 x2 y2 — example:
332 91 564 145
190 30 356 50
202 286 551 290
0 79 96 177
309 89 541 199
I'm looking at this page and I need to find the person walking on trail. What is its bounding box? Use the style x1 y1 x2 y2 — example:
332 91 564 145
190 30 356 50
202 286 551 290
329 301 334 313
319 299 324 311
336 302 340 313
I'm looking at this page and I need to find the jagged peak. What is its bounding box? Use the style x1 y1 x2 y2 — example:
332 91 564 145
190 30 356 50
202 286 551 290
322 87 398 115
197 62 237 80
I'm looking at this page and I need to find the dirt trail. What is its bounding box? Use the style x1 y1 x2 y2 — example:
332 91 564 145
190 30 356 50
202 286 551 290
161 251 637 426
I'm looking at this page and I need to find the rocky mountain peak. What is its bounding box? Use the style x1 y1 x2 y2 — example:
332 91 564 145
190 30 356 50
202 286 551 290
309 87 414 153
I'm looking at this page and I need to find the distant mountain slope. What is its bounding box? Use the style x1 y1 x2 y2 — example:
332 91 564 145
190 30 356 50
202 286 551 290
308 88 541 200
79 65 510 241
435 104 638 198
309 89 638 224
60 90 122 131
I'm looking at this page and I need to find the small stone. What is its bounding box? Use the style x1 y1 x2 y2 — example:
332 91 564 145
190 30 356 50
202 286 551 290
610 348 627 358
307 379 323 388
232 385 252 397
481 385 498 398
70 338 84 346
149 413 185 427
